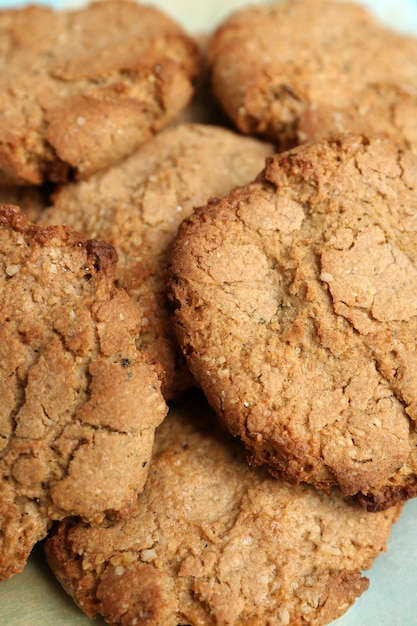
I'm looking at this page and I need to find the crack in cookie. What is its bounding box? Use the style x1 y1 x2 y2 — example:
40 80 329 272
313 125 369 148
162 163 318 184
169 134 417 510
0 205 167 580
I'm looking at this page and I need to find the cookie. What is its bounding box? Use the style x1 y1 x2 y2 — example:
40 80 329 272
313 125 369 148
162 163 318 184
40 123 273 398
169 133 417 511
0 205 167 580
0 0 200 185
45 391 400 626
297 83 417 150
206 0 417 148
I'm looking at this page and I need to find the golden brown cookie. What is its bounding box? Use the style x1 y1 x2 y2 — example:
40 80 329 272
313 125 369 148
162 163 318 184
207 0 417 148
45 391 400 626
0 0 200 185
40 123 273 398
169 133 417 511
297 83 417 150
0 205 167 580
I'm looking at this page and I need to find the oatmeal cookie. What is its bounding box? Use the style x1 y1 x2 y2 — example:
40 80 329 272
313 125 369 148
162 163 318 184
45 391 400 626
0 205 167 579
169 133 417 510
0 0 200 185
297 83 417 150
40 123 273 398
207 0 417 148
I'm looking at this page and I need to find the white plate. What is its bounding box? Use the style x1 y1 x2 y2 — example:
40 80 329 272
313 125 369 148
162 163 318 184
0 1 417 625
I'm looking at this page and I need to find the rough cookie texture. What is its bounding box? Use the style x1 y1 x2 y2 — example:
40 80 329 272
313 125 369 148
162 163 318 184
169 134 417 510
297 83 417 150
0 205 167 580
40 123 273 398
207 0 417 148
0 0 200 185
45 391 400 626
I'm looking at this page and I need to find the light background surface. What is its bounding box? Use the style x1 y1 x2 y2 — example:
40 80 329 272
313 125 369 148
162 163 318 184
0 0 416 624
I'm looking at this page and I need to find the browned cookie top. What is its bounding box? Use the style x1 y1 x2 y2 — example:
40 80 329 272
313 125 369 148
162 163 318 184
0 205 167 580
0 0 200 185
207 0 417 148
297 83 417 150
169 133 417 510
40 123 273 398
45 392 399 626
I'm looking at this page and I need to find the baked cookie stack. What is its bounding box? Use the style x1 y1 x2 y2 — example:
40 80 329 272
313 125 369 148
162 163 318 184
1 1 417 625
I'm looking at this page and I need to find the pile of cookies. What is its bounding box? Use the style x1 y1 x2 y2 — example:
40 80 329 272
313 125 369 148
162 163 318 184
1 1 417 624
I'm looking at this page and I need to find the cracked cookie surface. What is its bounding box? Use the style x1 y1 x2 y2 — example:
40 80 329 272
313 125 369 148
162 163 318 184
0 0 200 185
0 205 167 580
207 0 417 148
45 391 400 626
169 133 417 510
40 123 273 398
